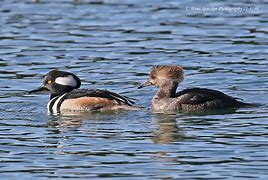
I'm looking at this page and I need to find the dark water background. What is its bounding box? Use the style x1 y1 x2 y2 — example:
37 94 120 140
0 0 268 179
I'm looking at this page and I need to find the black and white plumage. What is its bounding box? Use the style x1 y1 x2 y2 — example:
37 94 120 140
28 70 139 113
65 89 135 106
46 89 136 112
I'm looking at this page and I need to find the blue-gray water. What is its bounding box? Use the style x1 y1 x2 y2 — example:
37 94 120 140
1 0 268 179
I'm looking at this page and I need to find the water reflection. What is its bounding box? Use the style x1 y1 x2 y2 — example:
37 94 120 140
151 107 241 116
47 110 129 129
152 114 185 144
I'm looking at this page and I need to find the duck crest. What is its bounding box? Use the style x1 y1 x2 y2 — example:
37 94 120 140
151 65 184 83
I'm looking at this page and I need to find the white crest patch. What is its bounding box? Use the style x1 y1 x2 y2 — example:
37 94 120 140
55 75 77 87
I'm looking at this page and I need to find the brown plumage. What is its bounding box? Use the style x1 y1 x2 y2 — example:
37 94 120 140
139 65 255 112
150 65 184 83
60 97 118 111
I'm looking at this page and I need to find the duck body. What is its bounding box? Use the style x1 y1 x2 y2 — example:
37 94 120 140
48 89 137 113
151 87 251 112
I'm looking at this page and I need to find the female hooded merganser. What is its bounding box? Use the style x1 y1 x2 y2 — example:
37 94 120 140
28 70 140 113
138 65 253 112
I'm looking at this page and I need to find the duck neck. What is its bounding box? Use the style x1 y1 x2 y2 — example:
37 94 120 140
50 93 59 100
50 85 75 100
155 81 178 99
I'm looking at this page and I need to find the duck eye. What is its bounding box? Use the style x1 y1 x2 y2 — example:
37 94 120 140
47 80 52 84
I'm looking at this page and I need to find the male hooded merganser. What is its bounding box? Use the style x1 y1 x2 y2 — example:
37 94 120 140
138 65 254 112
28 70 140 113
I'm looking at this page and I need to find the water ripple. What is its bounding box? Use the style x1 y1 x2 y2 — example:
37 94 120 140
0 0 268 179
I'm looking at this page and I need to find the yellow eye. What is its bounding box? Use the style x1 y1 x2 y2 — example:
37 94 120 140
47 80 52 84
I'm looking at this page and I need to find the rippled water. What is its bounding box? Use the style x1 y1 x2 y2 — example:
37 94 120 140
1 0 268 179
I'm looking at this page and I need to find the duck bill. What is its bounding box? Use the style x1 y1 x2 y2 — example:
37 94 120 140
28 85 47 94
138 80 153 89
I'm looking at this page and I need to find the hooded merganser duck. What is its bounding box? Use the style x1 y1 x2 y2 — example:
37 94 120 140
28 70 140 113
138 65 254 112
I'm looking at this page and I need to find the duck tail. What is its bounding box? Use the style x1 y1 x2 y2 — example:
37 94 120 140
236 100 260 107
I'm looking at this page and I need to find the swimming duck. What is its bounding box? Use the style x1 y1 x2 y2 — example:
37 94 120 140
138 65 253 112
29 70 140 113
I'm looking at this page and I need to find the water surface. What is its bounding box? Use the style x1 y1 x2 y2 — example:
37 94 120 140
0 0 268 179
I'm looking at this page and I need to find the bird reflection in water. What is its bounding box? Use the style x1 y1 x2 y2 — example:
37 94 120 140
152 114 185 144
47 110 127 129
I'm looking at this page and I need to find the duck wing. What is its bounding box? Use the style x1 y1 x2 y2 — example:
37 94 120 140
66 89 135 106
175 87 242 105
